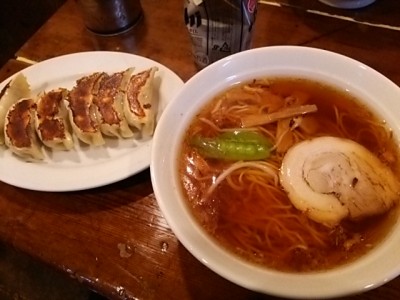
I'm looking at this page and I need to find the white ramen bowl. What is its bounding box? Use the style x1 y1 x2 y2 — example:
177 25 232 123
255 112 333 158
150 46 400 298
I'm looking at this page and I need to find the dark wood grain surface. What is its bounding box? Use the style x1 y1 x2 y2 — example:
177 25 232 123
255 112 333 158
1 0 400 299
264 0 400 27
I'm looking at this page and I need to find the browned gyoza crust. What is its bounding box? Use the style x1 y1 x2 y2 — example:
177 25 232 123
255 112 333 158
66 72 105 145
35 88 74 150
36 89 67 140
0 73 31 145
123 67 158 137
92 68 133 138
126 69 151 119
6 99 34 148
4 98 44 160
94 73 121 125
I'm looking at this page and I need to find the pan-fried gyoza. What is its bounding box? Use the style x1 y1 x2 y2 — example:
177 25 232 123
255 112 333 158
0 67 159 161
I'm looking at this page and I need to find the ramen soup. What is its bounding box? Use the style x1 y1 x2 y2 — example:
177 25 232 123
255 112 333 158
179 77 400 273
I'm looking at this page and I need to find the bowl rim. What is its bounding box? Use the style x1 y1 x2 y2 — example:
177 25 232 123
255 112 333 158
150 45 400 298
318 0 376 9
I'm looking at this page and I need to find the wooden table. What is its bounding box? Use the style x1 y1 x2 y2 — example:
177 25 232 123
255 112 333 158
1 0 400 299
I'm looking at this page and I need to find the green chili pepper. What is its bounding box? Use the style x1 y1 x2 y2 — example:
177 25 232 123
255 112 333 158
191 130 272 161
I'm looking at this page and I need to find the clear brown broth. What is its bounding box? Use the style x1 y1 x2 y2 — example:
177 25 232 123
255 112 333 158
179 77 400 272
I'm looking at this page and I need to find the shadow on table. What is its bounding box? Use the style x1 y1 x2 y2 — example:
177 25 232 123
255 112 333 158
0 0 66 67
0 242 107 300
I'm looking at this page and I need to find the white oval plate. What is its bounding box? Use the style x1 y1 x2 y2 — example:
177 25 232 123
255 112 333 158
0 51 184 191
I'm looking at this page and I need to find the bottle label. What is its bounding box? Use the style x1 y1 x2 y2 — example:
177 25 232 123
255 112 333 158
184 0 258 69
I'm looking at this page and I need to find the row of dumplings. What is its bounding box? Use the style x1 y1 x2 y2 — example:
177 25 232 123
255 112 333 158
0 67 158 161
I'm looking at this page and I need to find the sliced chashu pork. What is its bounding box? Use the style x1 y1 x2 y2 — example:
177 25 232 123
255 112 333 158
280 136 400 227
